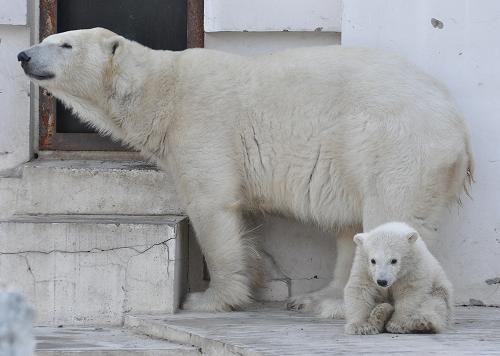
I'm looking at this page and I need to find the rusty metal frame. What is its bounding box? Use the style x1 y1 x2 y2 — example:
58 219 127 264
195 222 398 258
39 0 204 151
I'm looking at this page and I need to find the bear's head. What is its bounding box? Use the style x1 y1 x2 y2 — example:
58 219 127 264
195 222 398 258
353 222 421 288
17 27 126 101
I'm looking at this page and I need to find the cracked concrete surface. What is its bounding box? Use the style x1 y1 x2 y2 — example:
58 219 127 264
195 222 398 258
0 238 174 256
252 214 336 300
0 215 188 325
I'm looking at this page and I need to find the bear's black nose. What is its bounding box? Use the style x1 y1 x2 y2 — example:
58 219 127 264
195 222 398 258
17 51 31 63
377 279 388 287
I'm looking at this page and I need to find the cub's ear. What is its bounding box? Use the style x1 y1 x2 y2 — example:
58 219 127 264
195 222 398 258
353 233 367 246
103 35 124 57
407 231 420 243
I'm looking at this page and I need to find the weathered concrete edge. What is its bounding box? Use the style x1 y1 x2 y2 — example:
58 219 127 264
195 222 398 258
124 315 261 356
0 214 188 225
37 349 199 356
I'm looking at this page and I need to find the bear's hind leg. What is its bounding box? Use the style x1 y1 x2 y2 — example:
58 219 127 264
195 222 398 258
399 308 446 334
408 294 450 333
287 226 359 318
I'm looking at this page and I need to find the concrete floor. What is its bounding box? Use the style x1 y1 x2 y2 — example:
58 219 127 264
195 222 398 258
125 303 500 356
34 303 500 355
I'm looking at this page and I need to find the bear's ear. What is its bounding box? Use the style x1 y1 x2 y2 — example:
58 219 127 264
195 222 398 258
407 231 419 243
103 35 124 57
353 233 367 246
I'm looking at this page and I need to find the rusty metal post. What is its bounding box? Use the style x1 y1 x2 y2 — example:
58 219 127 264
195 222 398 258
187 0 204 48
39 0 57 150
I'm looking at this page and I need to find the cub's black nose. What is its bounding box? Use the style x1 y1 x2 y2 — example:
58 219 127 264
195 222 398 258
17 51 31 63
377 279 388 287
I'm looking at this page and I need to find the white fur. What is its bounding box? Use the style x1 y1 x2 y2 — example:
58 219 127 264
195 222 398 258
344 222 453 334
20 28 473 313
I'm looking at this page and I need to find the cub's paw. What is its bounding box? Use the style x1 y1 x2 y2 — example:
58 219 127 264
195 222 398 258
345 322 380 335
368 303 394 330
385 318 412 334
409 315 440 333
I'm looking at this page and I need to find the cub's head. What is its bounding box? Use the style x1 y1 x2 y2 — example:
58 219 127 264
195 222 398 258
17 28 126 99
353 222 421 288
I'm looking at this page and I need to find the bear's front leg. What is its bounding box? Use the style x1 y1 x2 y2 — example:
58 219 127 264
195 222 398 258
182 206 255 312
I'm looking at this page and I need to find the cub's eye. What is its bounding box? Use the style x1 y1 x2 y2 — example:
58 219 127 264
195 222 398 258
370 259 376 265
391 259 398 264
60 43 72 49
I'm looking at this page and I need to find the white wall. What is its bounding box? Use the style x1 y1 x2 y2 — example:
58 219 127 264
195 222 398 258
0 0 26 25
343 0 500 306
0 0 31 172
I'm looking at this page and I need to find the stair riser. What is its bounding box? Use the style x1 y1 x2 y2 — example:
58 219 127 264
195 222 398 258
0 162 182 219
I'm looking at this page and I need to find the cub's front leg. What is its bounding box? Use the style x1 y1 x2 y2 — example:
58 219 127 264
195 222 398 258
344 279 382 335
367 303 395 332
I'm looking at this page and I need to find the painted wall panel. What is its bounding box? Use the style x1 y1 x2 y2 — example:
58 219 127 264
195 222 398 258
0 0 27 25
205 0 342 32
0 25 31 171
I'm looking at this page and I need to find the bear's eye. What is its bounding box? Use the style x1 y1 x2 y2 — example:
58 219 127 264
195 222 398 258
60 43 72 49
391 259 398 264
370 258 376 265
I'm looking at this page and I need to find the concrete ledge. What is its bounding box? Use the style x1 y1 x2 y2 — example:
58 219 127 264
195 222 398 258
0 214 189 325
0 159 182 219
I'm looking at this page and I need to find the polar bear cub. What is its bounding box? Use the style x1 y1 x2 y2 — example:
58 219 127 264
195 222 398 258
344 222 453 334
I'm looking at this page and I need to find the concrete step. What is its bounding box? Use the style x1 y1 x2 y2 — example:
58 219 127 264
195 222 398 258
0 214 190 325
125 303 500 356
35 326 201 355
0 159 182 219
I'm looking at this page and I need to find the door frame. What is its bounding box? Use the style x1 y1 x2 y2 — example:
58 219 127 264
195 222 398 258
39 0 204 151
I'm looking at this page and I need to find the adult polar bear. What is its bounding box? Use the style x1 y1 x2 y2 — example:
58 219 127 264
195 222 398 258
18 28 473 315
